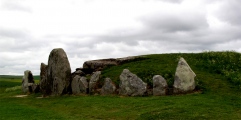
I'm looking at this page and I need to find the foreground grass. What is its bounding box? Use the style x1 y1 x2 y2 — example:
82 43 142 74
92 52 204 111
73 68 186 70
1 51 241 119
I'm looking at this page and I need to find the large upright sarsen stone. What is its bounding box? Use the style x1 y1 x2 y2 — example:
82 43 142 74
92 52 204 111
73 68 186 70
173 57 196 94
119 69 147 96
46 48 72 95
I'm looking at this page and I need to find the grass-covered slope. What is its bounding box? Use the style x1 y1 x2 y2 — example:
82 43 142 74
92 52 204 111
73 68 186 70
0 51 241 119
102 51 241 89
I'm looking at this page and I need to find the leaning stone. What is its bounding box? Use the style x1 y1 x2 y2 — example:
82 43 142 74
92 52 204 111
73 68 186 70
71 75 88 94
89 71 101 94
153 75 168 96
22 70 35 93
173 57 196 94
101 78 116 95
119 69 147 96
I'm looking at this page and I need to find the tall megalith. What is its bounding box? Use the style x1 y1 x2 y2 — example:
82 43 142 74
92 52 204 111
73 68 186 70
40 48 72 96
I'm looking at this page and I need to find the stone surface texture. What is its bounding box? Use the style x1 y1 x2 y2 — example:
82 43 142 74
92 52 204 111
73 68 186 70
82 57 137 73
89 71 101 94
119 69 147 96
22 70 35 93
101 78 116 95
41 48 72 96
153 75 168 96
39 63 49 95
71 75 88 94
173 57 196 94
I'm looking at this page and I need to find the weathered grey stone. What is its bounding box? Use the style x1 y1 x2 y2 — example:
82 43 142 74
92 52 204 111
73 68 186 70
72 70 85 76
43 48 72 96
39 63 50 95
71 70 86 81
153 75 168 96
22 70 35 93
71 75 81 95
71 75 88 94
83 56 138 73
101 78 116 95
75 70 85 75
89 71 101 94
83 59 117 73
79 77 88 93
119 69 147 96
173 57 196 94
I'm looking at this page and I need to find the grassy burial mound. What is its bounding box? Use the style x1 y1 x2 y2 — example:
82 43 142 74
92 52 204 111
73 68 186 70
0 51 241 119
101 51 241 91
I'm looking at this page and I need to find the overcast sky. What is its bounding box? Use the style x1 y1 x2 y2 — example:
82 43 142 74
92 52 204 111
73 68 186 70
0 0 241 75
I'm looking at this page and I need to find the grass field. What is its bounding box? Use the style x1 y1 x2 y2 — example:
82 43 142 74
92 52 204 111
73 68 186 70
1 51 241 119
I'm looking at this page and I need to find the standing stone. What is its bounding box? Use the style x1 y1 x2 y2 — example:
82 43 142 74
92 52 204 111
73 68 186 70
89 71 101 94
22 70 35 93
119 69 147 96
173 57 196 94
71 75 88 94
153 75 168 96
101 78 116 95
39 63 50 95
46 48 72 96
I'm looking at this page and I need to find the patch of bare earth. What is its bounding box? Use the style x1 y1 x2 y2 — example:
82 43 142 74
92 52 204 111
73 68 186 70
14 95 28 98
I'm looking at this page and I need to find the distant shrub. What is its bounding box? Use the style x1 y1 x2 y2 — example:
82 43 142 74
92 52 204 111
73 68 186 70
136 69 156 88
195 51 241 88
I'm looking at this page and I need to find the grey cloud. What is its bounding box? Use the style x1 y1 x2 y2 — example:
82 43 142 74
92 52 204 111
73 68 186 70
216 0 241 25
0 28 29 39
86 7 240 54
0 33 39 53
140 12 208 33
0 28 31 52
